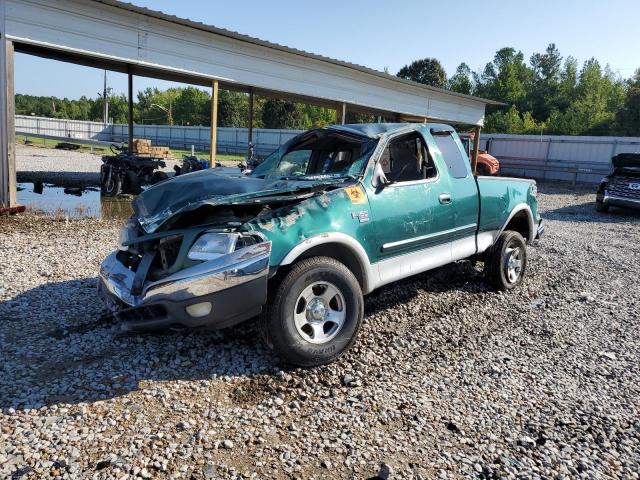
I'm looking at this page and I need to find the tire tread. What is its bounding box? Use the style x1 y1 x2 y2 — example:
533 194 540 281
261 256 363 367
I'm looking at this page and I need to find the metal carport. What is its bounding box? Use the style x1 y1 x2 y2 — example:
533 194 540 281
0 0 500 208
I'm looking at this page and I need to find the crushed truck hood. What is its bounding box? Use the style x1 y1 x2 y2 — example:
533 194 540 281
132 169 347 233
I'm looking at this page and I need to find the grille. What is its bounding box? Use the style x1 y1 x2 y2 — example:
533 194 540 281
607 175 640 200
117 304 167 323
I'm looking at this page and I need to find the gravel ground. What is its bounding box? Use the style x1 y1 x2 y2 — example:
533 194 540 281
1 184 639 479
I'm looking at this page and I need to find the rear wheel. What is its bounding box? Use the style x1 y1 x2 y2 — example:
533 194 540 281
101 168 122 197
485 231 527 291
262 256 363 367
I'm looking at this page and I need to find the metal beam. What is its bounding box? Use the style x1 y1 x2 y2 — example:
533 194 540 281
0 17 17 208
210 79 218 167
472 126 481 176
5 0 492 126
247 87 254 144
0 0 8 208
5 40 15 206
127 67 133 151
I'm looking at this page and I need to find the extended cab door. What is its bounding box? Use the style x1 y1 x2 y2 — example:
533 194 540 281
365 130 456 265
429 128 480 261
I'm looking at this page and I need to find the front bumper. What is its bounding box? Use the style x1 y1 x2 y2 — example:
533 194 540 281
598 192 640 211
98 240 271 331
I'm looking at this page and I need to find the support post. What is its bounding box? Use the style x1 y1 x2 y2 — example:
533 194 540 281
0 33 16 208
247 87 254 145
336 103 346 125
471 126 481 176
127 68 133 152
210 79 219 167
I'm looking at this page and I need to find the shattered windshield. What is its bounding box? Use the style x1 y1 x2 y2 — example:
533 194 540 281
251 129 378 180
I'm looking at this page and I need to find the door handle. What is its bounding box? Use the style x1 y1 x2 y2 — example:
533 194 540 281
439 193 452 204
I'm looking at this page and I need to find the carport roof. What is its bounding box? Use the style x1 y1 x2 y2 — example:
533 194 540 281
93 0 502 107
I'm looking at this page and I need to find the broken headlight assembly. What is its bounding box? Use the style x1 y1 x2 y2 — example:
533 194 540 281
187 232 239 261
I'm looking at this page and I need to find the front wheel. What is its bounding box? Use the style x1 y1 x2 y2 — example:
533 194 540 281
101 167 122 197
485 231 528 291
595 201 609 213
262 256 364 367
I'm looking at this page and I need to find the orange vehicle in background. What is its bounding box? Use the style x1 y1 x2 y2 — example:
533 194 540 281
460 133 500 176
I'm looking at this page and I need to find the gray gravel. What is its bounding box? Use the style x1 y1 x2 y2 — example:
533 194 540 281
1 184 639 479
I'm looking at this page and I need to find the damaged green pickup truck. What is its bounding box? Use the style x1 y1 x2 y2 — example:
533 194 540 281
99 123 544 366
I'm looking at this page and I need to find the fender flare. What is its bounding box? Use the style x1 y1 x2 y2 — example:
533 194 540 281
280 232 375 294
496 203 535 244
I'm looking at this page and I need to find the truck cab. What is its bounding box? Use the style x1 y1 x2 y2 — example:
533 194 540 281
99 123 543 366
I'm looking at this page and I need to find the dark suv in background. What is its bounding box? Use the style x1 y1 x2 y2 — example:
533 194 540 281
596 153 640 212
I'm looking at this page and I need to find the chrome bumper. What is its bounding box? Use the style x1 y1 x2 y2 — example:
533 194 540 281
602 193 640 210
98 241 271 329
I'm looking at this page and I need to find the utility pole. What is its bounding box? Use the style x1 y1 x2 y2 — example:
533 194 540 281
100 70 112 124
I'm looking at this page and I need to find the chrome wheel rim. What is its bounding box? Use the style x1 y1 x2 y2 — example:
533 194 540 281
293 281 346 344
504 245 523 283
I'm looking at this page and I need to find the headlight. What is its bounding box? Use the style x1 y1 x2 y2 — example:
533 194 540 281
187 233 238 261
529 183 537 198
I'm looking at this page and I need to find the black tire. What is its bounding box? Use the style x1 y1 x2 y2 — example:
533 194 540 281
101 169 122 197
262 256 364 367
485 230 527 291
123 170 142 195
596 201 609 213
152 171 169 184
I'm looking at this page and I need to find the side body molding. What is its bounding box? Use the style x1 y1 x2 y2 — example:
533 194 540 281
280 232 378 294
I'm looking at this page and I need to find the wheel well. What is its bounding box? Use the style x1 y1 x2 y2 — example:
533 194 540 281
287 243 366 289
504 210 531 241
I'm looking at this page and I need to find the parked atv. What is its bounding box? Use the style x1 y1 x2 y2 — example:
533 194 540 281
173 155 209 176
100 145 169 197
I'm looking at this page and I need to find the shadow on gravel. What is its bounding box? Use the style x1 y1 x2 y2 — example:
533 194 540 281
366 260 489 316
0 261 488 411
542 201 640 224
0 277 279 410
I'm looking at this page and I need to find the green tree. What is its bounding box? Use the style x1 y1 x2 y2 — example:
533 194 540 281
172 86 211 126
397 58 447 88
547 59 625 135
217 90 249 127
448 63 473 94
529 43 562 121
475 47 533 110
615 69 640 135
261 99 300 129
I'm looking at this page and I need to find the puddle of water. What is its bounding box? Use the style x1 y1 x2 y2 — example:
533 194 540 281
17 183 133 220
15 168 243 220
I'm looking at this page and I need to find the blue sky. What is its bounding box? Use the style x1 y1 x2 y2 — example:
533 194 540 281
15 0 640 99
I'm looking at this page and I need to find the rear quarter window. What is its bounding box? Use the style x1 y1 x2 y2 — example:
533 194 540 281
433 132 469 179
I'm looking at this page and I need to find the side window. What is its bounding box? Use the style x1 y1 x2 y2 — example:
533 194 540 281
277 150 312 177
382 133 437 182
432 131 469 178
